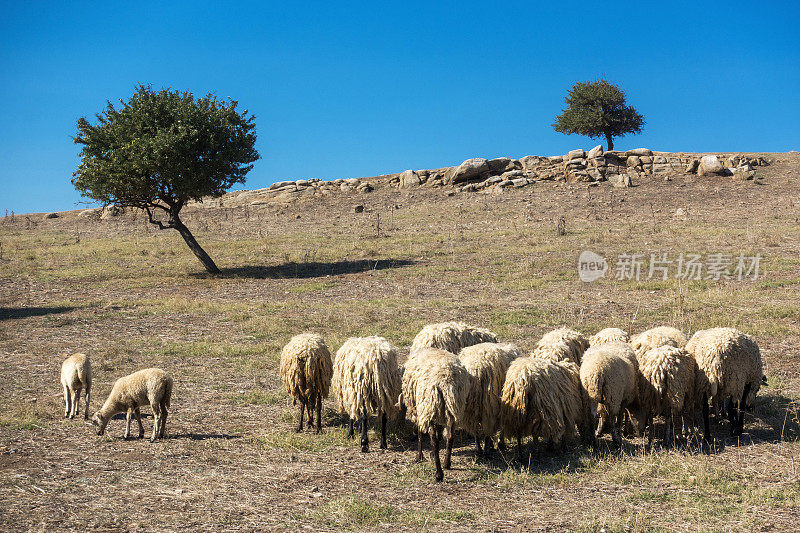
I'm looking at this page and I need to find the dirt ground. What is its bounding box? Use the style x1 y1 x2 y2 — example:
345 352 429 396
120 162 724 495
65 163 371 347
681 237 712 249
1 152 799 531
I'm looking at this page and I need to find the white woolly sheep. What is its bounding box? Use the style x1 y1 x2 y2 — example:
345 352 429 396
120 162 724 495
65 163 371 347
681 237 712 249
409 321 498 356
589 327 630 347
580 342 639 446
91 368 173 442
279 333 333 434
458 342 523 456
535 327 589 365
500 356 593 459
686 327 764 439
399 347 470 482
631 345 696 446
331 336 402 452
532 340 580 366
60 353 92 420
630 326 687 359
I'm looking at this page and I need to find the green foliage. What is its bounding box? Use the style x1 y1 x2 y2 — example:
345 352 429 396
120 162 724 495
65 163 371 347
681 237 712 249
553 79 644 149
73 85 259 211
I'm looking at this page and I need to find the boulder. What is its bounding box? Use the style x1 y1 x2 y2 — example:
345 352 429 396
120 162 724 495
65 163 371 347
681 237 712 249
399 169 420 189
78 209 100 218
511 178 529 188
626 156 642 167
587 145 604 158
698 155 724 176
610 174 633 188
269 180 294 190
732 168 756 181
547 156 564 163
101 205 122 219
45 212 59 219
626 148 653 157
444 158 489 185
488 157 513 173
567 149 585 160
685 159 700 173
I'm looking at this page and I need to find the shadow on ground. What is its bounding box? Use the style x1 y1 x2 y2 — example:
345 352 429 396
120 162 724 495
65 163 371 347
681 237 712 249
194 258 416 279
0 306 76 320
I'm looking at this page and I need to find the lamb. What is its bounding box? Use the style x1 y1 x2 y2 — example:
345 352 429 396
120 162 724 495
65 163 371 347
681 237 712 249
500 356 593 459
399 348 470 482
60 353 92 420
629 326 687 359
686 327 764 439
535 327 589 365
631 345 696 446
589 327 630 347
331 336 402 452
409 321 498 356
458 343 523 456
91 368 173 442
279 333 333 434
579 342 639 446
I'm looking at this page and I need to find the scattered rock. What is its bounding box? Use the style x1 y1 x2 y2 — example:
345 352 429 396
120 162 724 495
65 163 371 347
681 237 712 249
399 170 420 189
698 155 725 176
444 158 490 185
685 159 700 173
354 205 364 213
587 145 603 158
626 148 653 157
45 212 59 219
674 207 688 220
567 149 585 160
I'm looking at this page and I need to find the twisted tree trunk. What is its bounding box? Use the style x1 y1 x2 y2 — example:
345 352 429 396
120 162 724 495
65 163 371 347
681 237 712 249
172 214 220 274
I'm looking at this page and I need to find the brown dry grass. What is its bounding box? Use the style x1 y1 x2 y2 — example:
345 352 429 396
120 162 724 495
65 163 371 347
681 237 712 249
1 152 800 531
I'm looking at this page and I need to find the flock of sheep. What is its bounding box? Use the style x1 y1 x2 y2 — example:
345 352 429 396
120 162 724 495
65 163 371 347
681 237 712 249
280 322 765 482
57 321 764 483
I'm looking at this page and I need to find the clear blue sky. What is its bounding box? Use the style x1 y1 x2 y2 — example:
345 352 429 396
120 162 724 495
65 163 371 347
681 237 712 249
1 1 798 214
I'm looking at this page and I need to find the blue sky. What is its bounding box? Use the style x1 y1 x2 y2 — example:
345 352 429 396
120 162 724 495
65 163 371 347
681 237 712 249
1 1 798 214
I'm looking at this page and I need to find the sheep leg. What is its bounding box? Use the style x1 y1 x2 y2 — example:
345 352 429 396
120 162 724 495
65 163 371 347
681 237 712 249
484 436 494 454
84 386 91 420
347 418 354 439
315 395 323 434
474 434 483 457
443 417 454 470
71 385 81 419
295 400 305 433
497 432 506 451
415 428 424 462
725 396 737 429
134 407 144 439
611 411 623 447
702 392 711 442
733 383 751 437
158 403 167 439
150 403 162 442
124 410 132 439
431 426 444 482
664 413 673 448
379 411 387 449
307 402 314 429
360 413 369 453
516 430 524 462
63 385 71 418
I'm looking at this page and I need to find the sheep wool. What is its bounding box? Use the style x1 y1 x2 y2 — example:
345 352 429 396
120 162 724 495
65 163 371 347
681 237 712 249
532 340 580 366
401 348 470 433
579 342 639 445
458 342 523 437
409 321 498 356
686 327 763 409
589 327 630 347
536 327 589 365
500 356 587 446
280 333 334 406
331 336 402 420
630 330 678 361
634 345 696 442
60 353 92 420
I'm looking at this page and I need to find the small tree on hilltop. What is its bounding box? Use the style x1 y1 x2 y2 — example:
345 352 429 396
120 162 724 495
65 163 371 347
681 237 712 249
73 85 259 274
552 79 644 151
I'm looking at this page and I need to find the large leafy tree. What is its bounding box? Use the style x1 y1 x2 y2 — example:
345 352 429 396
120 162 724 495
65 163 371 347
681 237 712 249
73 85 259 274
552 79 644 150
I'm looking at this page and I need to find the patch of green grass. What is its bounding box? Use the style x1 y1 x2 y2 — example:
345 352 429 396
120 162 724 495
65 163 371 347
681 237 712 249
230 390 284 406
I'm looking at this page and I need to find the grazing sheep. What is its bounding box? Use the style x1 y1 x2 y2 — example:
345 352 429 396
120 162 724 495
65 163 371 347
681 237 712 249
686 328 764 439
500 356 593 459
410 321 498 356
630 330 678 361
60 353 92 420
532 341 580 366
458 343 523 456
331 336 402 452
535 327 589 365
580 342 639 446
91 368 173 442
279 333 333 434
399 348 470 482
589 327 630 347
631 345 696 446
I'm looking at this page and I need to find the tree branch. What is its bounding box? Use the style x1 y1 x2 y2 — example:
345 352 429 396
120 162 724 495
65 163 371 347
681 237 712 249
144 205 175 230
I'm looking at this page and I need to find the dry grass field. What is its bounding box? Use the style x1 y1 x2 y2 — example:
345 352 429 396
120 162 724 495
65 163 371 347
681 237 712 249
2 152 799 531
